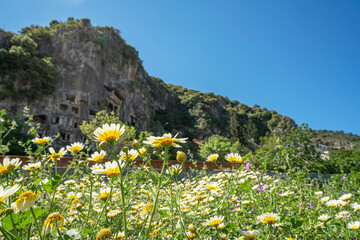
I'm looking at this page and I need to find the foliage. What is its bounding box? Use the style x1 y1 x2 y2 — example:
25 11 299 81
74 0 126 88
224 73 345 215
80 110 136 147
254 124 325 173
159 84 295 152
199 134 247 161
325 148 360 173
0 109 33 155
0 34 57 100
80 110 151 148
0 114 360 239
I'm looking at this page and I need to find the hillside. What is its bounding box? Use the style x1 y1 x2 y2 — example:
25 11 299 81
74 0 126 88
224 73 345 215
0 18 299 150
316 129 360 150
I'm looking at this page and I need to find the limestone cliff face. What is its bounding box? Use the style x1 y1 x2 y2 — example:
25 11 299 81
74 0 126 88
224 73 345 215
0 23 167 142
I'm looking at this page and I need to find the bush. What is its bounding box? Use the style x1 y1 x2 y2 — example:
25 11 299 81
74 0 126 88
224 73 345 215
199 134 246 161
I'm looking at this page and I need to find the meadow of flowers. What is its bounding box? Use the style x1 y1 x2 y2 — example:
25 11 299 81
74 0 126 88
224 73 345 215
0 120 359 240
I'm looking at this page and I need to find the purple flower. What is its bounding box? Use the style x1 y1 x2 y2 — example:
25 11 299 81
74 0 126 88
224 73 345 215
244 162 250 170
254 183 268 191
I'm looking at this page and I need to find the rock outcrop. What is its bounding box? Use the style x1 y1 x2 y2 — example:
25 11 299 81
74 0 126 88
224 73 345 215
0 19 295 146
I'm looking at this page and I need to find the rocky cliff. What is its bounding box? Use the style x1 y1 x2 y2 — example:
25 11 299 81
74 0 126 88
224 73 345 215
0 18 295 147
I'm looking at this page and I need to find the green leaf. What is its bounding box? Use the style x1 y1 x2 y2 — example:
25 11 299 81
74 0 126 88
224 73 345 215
17 209 47 229
158 209 168 216
42 174 61 193
260 160 267 170
238 180 250 190
34 177 41 186
2 213 20 231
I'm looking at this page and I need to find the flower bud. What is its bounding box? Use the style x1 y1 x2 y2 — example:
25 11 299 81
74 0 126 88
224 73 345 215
131 140 141 149
188 224 196 233
122 147 129 154
176 151 186 164
5 208 14 215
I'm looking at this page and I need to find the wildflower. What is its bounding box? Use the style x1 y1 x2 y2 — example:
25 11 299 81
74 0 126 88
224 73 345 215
206 182 219 191
176 151 186 164
217 223 225 230
315 191 323 196
32 137 51 145
66 229 81 239
257 212 280 224
0 157 21 174
139 148 146 155
220 233 227 239
347 221 360 230
186 231 196 239
107 210 120 218
92 161 122 177
243 230 260 239
337 200 347 207
22 162 41 170
0 184 20 203
235 237 245 240
207 154 219 162
66 142 84 153
316 223 324 227
99 188 113 201
351 202 360 211
119 149 138 162
321 197 330 203
144 133 187 148
49 147 67 161
318 214 330 222
12 191 37 213
67 192 82 200
96 228 113 239
339 193 352 201
43 212 65 233
188 224 196 232
205 215 224 227
326 200 338 207
88 151 107 163
336 211 349 219
225 153 243 163
166 164 183 176
94 123 125 144
116 231 125 238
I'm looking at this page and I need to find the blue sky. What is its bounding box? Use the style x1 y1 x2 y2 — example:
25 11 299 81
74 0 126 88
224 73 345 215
1 0 360 135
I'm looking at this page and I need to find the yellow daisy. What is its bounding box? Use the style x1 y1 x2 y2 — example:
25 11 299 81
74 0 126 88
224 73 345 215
66 142 84 153
94 123 125 144
144 133 187 148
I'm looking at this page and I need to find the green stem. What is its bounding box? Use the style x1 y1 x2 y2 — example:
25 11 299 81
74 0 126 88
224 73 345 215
84 176 93 227
10 213 18 236
30 207 44 240
119 169 128 240
0 227 12 240
55 158 57 176
56 227 64 240
145 146 169 237
27 222 32 240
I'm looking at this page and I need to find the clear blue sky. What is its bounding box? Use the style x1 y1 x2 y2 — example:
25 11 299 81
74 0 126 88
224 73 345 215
1 0 360 135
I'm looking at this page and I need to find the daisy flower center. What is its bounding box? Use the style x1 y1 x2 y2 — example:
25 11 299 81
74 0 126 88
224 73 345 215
98 130 122 143
69 146 82 153
102 167 120 177
208 219 222 227
153 137 178 147
262 216 277 224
